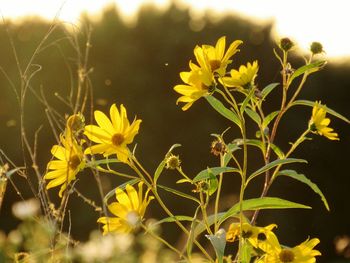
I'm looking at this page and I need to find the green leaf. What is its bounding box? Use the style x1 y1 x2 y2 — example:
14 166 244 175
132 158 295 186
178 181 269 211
103 178 140 204
245 108 261 126
240 241 253 263
261 83 279 100
240 87 255 114
246 158 307 185
206 229 226 263
157 184 200 204
154 160 166 184
270 143 285 159
262 111 280 129
218 197 311 225
89 158 120 166
193 167 240 183
288 60 326 85
277 170 330 211
205 95 241 127
150 215 195 227
246 139 265 153
208 173 219 196
292 100 350 124
223 143 241 166
186 206 201 257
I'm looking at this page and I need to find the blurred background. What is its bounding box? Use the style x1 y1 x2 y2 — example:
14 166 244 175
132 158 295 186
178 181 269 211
0 1 350 262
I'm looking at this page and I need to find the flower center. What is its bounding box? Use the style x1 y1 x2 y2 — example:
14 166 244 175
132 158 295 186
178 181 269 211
257 232 267 241
209 60 221 71
69 155 81 170
279 249 295 262
242 230 253 239
112 133 125 146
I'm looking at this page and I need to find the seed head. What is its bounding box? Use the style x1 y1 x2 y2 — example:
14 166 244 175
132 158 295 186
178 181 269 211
279 37 294 52
310 42 324 54
165 154 181 170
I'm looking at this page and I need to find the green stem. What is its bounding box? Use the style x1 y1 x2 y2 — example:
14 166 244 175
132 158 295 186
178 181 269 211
141 224 186 260
214 154 224 233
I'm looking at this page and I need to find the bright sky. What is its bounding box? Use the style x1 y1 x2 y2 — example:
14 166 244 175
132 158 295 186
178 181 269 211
0 0 349 59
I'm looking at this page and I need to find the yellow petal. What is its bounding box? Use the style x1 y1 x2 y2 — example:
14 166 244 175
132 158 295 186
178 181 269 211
126 184 139 210
44 169 66 180
108 202 129 218
115 188 132 208
215 36 226 60
84 125 111 143
94 110 115 135
47 160 67 170
110 104 121 131
84 143 111 156
51 145 66 161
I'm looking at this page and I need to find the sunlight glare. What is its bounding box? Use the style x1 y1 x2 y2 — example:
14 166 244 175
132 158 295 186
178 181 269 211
0 0 348 59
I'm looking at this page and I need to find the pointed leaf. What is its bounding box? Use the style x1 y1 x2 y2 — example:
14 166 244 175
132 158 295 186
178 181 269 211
246 158 307 185
245 108 261 126
205 95 241 127
261 83 279 100
277 170 329 211
206 229 226 263
193 167 240 183
150 215 195 227
240 88 255 114
292 100 350 124
223 143 241 166
157 184 200 204
262 111 280 129
218 197 311 225
270 143 285 159
288 60 326 85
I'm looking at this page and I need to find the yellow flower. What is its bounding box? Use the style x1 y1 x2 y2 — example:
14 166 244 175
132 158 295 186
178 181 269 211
226 222 277 252
194 36 242 76
309 101 339 140
221 61 259 89
97 182 153 234
257 238 321 263
84 104 142 163
44 135 85 197
174 62 214 111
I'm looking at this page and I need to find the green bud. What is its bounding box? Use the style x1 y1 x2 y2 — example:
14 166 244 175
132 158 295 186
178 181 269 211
279 37 294 52
310 42 324 54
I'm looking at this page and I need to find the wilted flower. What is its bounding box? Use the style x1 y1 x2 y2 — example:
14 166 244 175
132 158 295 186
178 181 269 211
84 104 142 163
97 182 153 234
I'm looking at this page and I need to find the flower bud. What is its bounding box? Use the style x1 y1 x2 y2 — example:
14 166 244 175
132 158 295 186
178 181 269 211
165 154 181 170
279 37 294 52
310 42 324 54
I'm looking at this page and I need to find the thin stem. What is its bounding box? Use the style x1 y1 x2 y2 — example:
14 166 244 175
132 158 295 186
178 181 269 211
141 224 186 260
214 154 224 233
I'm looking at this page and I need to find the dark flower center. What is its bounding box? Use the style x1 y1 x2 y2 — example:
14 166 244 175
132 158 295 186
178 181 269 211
112 133 125 146
279 249 295 262
209 60 221 71
242 230 253 239
69 155 81 170
257 232 267 241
